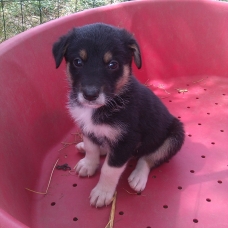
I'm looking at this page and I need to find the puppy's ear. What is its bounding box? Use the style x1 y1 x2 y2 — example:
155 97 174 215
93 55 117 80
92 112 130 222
52 33 70 69
128 39 142 69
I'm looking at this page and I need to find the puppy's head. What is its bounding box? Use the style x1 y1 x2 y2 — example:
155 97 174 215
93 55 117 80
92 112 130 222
52 23 141 108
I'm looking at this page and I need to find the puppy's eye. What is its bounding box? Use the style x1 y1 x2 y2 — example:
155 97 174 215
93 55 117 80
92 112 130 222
73 58 83 68
108 60 119 70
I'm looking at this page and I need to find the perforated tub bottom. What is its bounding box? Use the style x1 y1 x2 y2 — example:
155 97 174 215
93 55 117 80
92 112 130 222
29 75 228 228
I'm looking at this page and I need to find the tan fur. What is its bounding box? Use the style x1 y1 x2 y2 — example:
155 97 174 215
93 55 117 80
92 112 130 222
115 65 130 94
79 49 87 61
66 63 73 83
103 51 113 63
144 139 171 168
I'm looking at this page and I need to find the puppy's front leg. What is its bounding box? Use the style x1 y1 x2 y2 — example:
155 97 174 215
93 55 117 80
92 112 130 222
90 155 126 207
75 135 100 177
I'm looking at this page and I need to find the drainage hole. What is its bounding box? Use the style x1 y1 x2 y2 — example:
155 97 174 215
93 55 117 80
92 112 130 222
211 142 215 145
220 130 224 132
119 211 124 215
187 107 190 109
146 227 152 228
222 94 226 96
137 192 142 195
178 186 182 190
51 202 56 206
190 170 195 173
204 89 207 91
188 134 192 137
201 155 206 158
198 123 202 125
206 198 211 202
196 97 199 99
215 103 218 105
218 180 222 184
73 183 77 187
193 219 198 223
207 113 210 115
163 205 168 209
73 217 78 221
169 100 172 102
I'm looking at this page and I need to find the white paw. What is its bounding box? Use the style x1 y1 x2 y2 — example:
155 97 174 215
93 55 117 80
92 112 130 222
75 158 99 177
76 142 85 153
90 183 115 207
128 168 149 192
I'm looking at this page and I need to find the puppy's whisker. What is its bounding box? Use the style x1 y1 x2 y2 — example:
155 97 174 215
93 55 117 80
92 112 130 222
105 93 129 112
106 99 121 112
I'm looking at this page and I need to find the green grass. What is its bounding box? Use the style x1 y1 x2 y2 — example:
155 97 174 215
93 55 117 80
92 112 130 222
0 0 126 42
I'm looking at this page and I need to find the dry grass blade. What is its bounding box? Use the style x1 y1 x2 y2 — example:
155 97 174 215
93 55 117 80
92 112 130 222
175 88 188 94
156 84 170 94
192 77 208 84
105 192 117 228
58 132 82 152
123 188 146 196
25 158 59 194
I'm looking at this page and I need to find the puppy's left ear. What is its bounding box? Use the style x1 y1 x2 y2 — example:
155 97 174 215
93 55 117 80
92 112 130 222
128 39 142 69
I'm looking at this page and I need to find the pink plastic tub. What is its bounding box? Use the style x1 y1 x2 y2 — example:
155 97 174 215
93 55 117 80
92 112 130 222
0 1 228 227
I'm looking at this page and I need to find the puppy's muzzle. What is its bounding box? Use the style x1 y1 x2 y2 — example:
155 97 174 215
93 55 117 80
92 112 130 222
82 86 100 101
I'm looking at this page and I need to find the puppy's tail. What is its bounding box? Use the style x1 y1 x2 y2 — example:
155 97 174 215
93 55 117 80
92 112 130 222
167 117 185 155
145 118 185 168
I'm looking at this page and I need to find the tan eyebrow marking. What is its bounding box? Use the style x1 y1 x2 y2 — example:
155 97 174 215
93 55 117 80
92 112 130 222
79 49 87 61
103 51 113 63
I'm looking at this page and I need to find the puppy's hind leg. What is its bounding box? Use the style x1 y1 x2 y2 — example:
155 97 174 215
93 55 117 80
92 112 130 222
128 118 185 192
76 142 85 153
76 141 107 156
128 139 178 192
128 157 150 192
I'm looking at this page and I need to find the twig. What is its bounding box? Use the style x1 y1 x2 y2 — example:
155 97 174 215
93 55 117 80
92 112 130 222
144 79 151 87
123 188 146 196
69 170 77 176
61 142 77 147
157 84 171 94
58 132 82 152
192 77 208 84
123 188 137 195
105 192 117 228
68 164 78 176
160 96 170 99
25 158 59 194
175 88 188 94
71 132 83 140
58 141 77 152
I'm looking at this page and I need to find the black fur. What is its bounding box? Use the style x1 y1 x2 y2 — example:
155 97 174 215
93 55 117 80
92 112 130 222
52 23 185 168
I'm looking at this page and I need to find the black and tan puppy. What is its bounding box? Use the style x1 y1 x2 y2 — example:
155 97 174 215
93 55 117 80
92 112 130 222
52 23 185 207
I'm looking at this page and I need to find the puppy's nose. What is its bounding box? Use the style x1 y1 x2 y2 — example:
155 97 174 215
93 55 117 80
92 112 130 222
82 86 100 101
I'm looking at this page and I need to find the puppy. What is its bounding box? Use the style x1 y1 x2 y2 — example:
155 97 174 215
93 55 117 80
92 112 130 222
52 23 185 208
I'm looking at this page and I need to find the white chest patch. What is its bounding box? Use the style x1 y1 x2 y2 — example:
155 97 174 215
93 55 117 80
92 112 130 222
69 105 123 143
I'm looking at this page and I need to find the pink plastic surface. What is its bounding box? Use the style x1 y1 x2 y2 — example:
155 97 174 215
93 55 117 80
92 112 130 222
0 1 228 228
